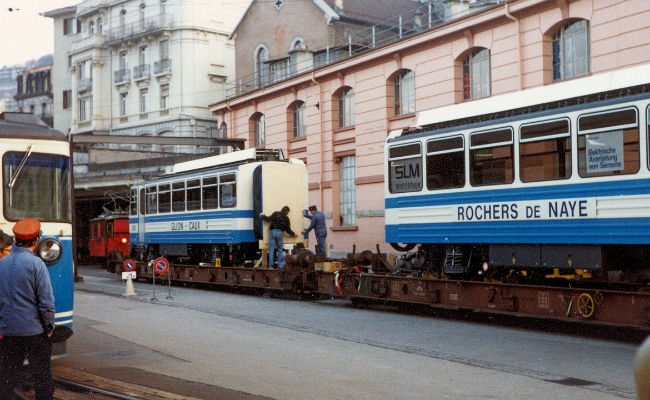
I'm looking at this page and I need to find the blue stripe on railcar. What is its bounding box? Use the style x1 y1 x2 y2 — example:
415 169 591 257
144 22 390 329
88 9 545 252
385 178 650 245
386 218 650 245
137 209 257 244
47 236 74 328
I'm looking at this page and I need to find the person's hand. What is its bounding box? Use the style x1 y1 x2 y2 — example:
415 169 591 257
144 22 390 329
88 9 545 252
301 230 305 234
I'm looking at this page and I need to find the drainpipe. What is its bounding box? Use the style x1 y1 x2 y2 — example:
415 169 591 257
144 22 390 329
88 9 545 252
504 3 522 90
226 100 235 149
310 71 324 210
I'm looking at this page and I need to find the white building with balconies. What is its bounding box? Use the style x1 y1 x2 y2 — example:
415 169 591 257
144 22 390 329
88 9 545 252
44 0 250 196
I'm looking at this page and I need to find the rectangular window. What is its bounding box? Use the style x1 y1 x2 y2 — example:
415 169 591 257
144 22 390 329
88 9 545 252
160 84 169 109
78 97 91 121
470 128 514 186
120 93 128 116
339 156 356 226
293 102 306 138
130 188 138 216
172 181 185 212
578 107 639 178
394 71 415 116
160 40 169 60
187 179 201 211
145 185 157 214
519 119 571 182
140 89 148 113
3 152 71 223
388 143 422 193
202 176 219 209
338 89 355 129
158 183 171 213
220 173 237 208
426 136 465 190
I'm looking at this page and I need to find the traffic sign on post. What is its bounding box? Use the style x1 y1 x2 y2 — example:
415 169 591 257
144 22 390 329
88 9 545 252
123 259 137 272
153 257 169 275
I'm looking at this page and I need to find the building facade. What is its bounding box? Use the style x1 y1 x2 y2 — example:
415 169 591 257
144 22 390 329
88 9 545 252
210 0 650 256
44 0 251 199
14 58 54 127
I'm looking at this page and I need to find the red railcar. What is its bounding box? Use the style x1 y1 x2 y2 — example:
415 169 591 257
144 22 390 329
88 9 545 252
88 212 130 268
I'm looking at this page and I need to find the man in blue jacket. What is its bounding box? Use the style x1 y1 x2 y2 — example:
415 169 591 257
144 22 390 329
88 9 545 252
0 218 55 400
302 205 327 257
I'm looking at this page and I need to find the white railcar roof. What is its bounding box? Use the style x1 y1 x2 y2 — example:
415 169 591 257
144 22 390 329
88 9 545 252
166 148 270 174
416 63 650 129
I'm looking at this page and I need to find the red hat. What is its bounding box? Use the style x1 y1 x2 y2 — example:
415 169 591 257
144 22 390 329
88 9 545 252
13 218 41 240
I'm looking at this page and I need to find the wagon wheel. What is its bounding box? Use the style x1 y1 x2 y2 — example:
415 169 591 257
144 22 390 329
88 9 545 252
577 293 595 318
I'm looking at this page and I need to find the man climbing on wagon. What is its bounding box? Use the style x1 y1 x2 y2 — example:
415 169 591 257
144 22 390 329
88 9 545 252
260 206 297 268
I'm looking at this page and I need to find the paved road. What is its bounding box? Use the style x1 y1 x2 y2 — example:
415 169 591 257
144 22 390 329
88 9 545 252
55 266 643 399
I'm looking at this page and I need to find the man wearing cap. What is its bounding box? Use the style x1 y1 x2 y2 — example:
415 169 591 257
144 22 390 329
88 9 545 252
302 205 327 257
260 206 297 268
0 218 55 400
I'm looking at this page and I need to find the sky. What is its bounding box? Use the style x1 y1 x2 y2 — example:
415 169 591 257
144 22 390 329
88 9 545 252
1 0 80 68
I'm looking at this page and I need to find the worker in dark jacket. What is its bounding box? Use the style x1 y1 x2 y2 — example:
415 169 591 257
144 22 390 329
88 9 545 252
260 206 297 268
0 218 55 400
302 205 327 256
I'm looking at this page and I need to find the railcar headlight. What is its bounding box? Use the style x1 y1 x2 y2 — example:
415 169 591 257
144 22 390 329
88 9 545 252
38 238 62 263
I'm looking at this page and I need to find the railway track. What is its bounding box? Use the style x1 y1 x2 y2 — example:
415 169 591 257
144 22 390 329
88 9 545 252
15 366 201 400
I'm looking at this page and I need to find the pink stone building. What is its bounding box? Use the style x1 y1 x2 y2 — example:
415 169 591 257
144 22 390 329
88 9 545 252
210 0 650 256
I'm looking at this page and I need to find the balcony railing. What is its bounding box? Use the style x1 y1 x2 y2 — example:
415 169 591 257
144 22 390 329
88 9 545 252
77 78 92 93
105 14 174 45
114 69 130 85
154 59 171 75
133 64 150 81
222 1 495 100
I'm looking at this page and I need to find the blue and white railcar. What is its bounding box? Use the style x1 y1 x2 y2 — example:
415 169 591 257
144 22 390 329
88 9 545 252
129 148 308 266
385 64 650 281
0 113 74 356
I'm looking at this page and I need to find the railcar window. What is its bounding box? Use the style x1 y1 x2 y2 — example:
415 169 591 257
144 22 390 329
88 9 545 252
172 181 185 212
3 152 71 222
130 188 137 216
577 108 639 177
388 143 423 193
187 179 201 211
220 173 237 208
519 119 571 182
202 175 218 210
145 185 157 214
158 183 171 213
426 136 465 190
106 221 114 238
470 128 514 186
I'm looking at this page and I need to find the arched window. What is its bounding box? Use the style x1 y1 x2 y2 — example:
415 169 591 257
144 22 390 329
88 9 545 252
290 101 306 138
252 113 265 148
335 87 355 129
393 70 415 116
254 46 269 88
463 48 490 100
552 20 590 81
